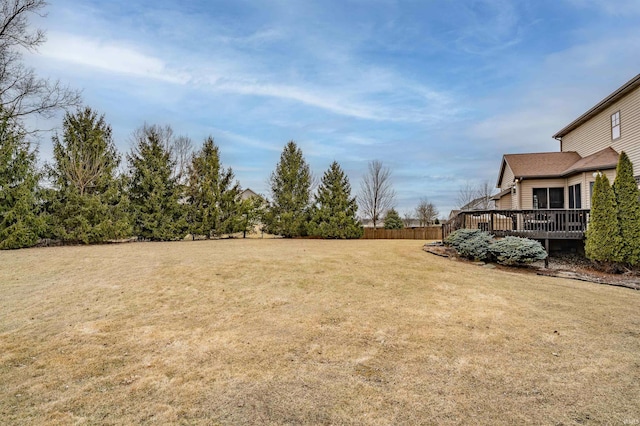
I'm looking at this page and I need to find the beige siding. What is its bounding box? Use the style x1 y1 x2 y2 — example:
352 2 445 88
496 193 511 209
500 163 515 191
583 169 616 209
519 178 566 209
561 86 640 172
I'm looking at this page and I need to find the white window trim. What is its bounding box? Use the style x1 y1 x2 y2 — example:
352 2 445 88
612 110 621 140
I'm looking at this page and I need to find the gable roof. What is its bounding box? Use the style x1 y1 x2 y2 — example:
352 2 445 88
498 152 581 186
553 74 640 139
240 188 263 200
496 148 619 187
560 147 619 175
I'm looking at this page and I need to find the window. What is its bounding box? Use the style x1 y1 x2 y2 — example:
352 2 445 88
612 111 621 140
533 187 564 209
568 184 581 209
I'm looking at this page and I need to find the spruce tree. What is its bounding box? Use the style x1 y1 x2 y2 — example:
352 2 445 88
613 151 640 265
48 107 131 244
0 116 45 249
585 173 622 263
127 125 186 241
384 208 404 229
308 161 363 239
186 137 243 238
266 141 312 237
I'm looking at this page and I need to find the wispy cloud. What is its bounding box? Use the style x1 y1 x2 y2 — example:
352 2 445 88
40 32 190 84
39 29 459 124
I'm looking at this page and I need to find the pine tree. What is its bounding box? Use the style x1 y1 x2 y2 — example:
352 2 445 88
186 137 243 238
585 173 622 263
0 116 45 249
48 107 131 244
266 141 312 237
127 124 186 241
308 161 363 239
384 208 403 229
613 151 640 265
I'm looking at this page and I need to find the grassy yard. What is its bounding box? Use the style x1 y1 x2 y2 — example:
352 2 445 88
1 239 639 425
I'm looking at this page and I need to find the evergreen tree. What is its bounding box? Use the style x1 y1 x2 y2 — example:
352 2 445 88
613 151 640 265
384 208 403 229
48 107 130 244
239 195 266 238
308 161 363 239
585 173 622 263
127 124 186 241
0 115 45 249
186 137 243 238
266 141 312 237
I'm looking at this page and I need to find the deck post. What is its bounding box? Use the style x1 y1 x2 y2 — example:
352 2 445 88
544 239 549 268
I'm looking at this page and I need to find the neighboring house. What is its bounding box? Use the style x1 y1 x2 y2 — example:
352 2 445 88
240 188 263 201
461 195 496 211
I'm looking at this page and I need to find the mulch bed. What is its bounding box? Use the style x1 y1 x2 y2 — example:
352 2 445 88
423 243 640 291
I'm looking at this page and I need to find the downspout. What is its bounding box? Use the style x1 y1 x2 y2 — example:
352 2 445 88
554 135 563 152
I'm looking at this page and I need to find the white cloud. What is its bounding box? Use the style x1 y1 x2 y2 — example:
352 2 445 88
39 32 190 84
38 31 458 125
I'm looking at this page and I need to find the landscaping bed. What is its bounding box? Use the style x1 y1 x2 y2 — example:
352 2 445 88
424 242 640 290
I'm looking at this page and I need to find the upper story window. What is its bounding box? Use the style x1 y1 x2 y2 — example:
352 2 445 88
611 111 621 140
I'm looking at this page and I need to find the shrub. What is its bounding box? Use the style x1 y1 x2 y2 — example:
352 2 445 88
586 172 622 263
445 229 493 260
444 228 485 248
488 236 547 265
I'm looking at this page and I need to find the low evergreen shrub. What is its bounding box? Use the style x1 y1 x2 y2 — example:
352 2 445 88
445 229 493 260
444 229 485 248
488 236 547 265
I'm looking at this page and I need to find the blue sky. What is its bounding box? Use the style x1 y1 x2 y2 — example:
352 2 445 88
25 0 640 215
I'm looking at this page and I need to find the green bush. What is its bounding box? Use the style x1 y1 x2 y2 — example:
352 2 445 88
445 229 493 260
488 236 547 265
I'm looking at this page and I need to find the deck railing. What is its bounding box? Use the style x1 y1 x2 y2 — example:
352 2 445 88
443 209 590 241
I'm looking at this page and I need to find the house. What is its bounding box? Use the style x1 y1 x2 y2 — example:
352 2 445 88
240 188 262 201
493 73 640 211
493 147 619 210
446 73 640 244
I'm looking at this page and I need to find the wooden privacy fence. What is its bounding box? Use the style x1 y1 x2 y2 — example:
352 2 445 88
362 226 442 240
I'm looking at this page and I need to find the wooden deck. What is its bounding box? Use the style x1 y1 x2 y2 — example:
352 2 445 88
443 209 590 241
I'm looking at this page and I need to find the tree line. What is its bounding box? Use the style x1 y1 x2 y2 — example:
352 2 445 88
0 1 441 249
0 107 359 248
1 106 445 248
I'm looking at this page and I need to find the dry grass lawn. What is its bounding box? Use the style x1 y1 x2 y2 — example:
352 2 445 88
1 239 639 425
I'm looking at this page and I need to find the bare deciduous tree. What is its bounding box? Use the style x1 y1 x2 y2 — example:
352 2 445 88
172 135 193 184
0 0 80 130
402 210 413 228
358 160 396 228
129 123 192 182
456 180 494 210
415 197 439 226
